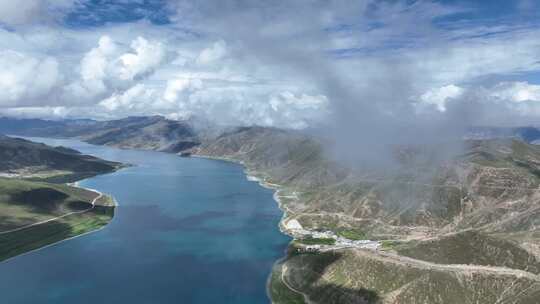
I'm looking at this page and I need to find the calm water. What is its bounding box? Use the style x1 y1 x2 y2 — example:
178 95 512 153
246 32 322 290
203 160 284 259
0 137 290 304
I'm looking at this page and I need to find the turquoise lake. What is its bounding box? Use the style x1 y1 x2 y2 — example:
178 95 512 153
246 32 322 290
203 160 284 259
0 137 290 303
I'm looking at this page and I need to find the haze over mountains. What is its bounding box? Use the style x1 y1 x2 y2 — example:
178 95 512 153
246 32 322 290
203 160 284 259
3 115 540 150
2 115 540 303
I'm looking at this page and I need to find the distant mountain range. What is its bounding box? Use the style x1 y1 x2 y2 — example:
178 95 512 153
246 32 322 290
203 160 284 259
0 116 201 153
467 126 540 143
2 116 540 303
3 115 540 149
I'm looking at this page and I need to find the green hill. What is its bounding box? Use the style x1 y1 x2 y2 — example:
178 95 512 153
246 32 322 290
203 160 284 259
0 135 123 183
0 177 115 262
0 136 121 261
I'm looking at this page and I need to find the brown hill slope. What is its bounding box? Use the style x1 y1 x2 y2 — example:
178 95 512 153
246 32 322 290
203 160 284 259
190 127 540 304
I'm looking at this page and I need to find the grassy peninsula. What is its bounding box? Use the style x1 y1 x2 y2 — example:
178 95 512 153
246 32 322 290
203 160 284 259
0 135 122 262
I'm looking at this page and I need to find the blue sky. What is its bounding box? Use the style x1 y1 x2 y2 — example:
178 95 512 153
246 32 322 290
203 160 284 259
0 0 539 127
65 0 172 27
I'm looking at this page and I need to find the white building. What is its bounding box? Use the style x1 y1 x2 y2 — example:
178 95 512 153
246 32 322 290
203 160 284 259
285 219 303 230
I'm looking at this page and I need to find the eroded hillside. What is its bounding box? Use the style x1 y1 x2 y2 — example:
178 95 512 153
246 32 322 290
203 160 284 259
190 127 540 304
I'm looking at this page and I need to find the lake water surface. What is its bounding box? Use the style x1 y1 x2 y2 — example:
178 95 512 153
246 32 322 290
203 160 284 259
0 137 290 304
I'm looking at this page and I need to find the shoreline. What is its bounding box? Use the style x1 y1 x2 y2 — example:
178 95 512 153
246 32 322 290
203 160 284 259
191 154 295 236
191 153 383 303
68 181 119 208
191 154 299 304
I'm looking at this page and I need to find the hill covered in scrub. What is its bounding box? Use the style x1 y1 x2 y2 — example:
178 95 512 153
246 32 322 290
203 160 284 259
272 249 540 304
190 127 540 236
2 116 540 303
189 127 540 304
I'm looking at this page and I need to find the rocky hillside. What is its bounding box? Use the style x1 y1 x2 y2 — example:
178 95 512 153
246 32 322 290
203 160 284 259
192 127 540 235
190 126 349 188
272 249 540 304
191 128 540 235
191 127 540 304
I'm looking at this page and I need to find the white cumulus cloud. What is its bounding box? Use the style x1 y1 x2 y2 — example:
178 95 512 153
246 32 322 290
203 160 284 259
117 37 165 80
420 84 464 111
490 82 540 102
163 77 203 103
0 50 60 107
99 84 156 112
197 40 227 65
66 35 165 103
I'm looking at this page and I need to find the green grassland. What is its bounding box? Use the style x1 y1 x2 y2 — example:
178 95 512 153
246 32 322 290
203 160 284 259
336 229 368 240
380 240 402 251
0 177 98 231
0 205 114 262
296 237 336 246
0 177 115 262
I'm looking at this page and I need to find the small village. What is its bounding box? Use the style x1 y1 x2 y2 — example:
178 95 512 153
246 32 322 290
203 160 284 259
284 219 381 253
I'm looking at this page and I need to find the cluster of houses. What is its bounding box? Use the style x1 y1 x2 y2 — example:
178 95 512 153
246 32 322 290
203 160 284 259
285 219 381 253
